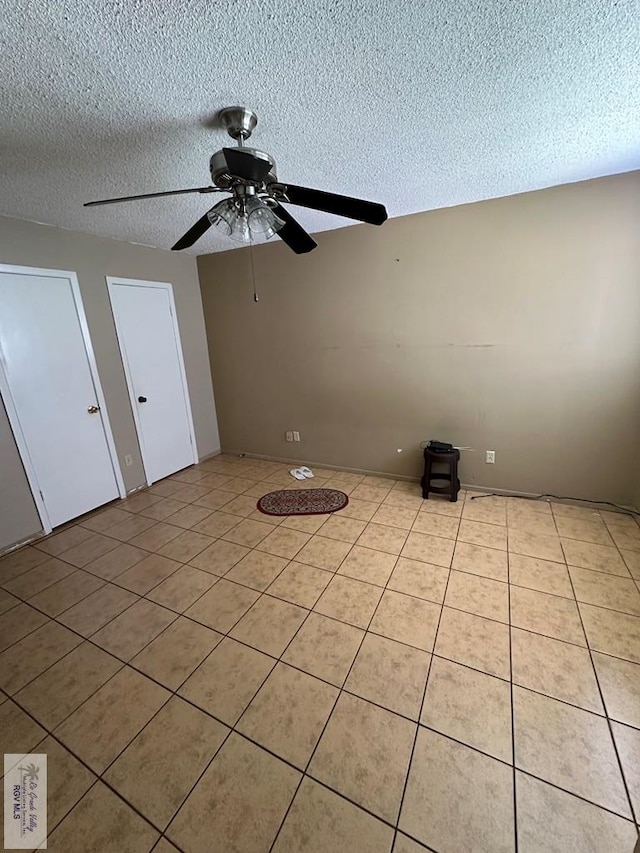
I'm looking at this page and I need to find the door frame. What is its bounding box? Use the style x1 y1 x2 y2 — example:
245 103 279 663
106 276 199 485
0 264 126 534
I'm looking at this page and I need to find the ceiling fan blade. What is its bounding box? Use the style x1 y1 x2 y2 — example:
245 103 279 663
272 204 317 254
171 213 212 251
84 186 221 207
282 184 387 225
223 148 272 183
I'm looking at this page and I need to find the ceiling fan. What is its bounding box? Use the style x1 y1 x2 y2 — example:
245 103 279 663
84 107 388 254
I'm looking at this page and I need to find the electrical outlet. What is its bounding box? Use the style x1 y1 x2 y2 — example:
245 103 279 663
486 450 496 464
293 431 300 442
124 454 133 467
285 431 294 442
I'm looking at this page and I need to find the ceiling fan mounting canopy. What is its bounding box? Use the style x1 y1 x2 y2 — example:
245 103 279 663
218 106 258 141
84 106 388 254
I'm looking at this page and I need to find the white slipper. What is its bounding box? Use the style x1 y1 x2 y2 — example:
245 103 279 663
298 466 314 478
290 468 306 480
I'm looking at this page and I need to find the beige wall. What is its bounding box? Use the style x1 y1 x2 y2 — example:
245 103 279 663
0 396 40 546
0 216 219 550
198 171 640 505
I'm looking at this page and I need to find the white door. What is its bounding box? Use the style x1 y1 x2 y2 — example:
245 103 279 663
107 278 197 485
0 267 122 529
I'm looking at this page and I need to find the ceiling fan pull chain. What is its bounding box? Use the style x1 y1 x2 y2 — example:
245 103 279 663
249 238 259 302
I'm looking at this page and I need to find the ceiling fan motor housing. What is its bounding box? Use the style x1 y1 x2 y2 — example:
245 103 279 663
209 148 278 190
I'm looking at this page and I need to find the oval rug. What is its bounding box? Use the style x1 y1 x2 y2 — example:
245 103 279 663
257 488 349 516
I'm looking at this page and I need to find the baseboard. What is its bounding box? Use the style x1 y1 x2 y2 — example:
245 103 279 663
223 449 537 493
0 529 46 557
461 485 548 498
199 448 222 463
222 449 418 483
122 450 223 497
222 449 533 493
222 450 639 513
463 485 638 513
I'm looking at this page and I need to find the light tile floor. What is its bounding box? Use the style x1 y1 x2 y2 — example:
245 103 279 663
1 455 640 852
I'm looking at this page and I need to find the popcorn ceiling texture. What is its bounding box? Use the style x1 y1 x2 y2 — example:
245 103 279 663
1 0 638 254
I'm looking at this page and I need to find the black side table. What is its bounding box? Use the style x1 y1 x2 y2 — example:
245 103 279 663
421 447 461 502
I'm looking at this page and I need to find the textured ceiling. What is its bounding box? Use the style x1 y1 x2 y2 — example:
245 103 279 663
1 0 638 255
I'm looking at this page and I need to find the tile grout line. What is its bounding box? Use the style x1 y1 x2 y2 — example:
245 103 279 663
160 517 384 848
4 584 245 843
571 590 639 826
6 668 637 846
4 494 638 601
506 515 519 853
561 514 640 828
4 554 640 728
0 573 604 649
5 668 630 801
6 572 638 812
5 554 398 706
266 524 405 852
0 587 176 680
389 510 457 852
6 491 634 632
3 513 297 652
92 555 290 847
6 684 168 841
5 612 639 828
3 524 639 680
163 527 374 848
31 711 193 849
557 512 640 827
600 510 640 606
3 471 640 839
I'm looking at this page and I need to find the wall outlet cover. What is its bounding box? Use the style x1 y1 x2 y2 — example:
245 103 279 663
485 450 496 464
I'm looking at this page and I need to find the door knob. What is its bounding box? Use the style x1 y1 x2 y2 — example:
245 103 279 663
138 396 147 403
87 405 100 414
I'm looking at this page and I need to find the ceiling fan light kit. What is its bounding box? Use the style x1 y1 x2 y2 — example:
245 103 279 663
206 184 286 243
84 106 388 254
